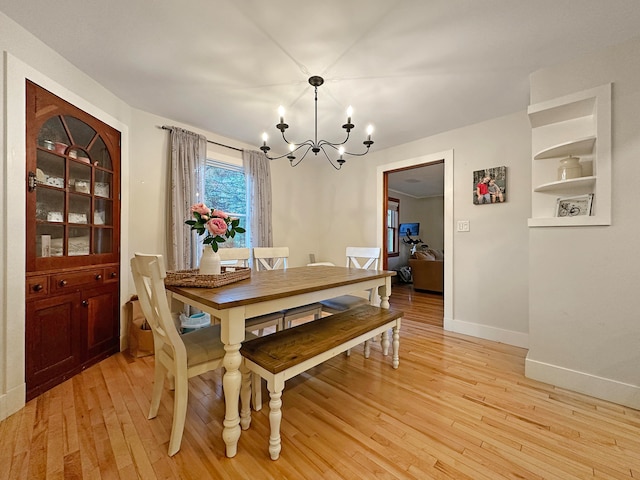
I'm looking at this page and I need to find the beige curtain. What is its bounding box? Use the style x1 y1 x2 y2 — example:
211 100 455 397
167 127 207 270
243 150 272 249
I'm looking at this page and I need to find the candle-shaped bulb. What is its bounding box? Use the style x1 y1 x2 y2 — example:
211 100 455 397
346 105 353 123
289 143 296 152
366 124 374 140
338 146 345 157
262 132 268 144
278 105 285 123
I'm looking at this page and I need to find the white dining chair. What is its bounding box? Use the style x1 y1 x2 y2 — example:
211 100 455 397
253 247 323 328
320 246 381 313
217 246 251 267
316 247 382 356
253 246 289 271
218 247 284 336
130 253 253 456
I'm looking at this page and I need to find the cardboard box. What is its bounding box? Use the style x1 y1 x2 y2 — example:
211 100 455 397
126 296 154 358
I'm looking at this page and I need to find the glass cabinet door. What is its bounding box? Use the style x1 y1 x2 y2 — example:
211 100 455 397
27 80 120 270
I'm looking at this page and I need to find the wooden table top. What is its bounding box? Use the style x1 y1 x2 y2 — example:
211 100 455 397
165 265 394 310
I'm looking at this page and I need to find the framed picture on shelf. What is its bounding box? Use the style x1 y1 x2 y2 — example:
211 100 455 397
555 194 594 217
473 165 506 205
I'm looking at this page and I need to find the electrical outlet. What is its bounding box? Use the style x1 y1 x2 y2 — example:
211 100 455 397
457 220 470 232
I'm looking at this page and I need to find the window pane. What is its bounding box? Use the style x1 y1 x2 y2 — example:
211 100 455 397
205 162 247 248
387 197 399 255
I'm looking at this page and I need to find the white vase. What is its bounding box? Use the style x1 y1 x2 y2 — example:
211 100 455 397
199 246 221 275
557 156 582 181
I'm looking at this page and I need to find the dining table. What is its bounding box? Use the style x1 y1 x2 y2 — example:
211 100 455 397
164 264 394 458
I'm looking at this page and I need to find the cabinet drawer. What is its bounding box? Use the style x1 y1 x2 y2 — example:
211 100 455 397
26 275 49 299
52 269 104 292
104 266 119 283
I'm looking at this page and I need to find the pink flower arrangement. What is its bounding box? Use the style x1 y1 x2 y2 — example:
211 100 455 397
186 203 245 252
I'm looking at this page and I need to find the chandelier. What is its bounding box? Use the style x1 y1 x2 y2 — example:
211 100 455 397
259 76 374 170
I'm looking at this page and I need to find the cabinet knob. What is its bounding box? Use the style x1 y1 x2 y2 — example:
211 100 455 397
95 274 102 280
110 272 117 278
59 280 67 287
82 300 89 307
33 284 43 292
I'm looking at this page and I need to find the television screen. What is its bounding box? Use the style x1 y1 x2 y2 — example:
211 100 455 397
399 222 419 236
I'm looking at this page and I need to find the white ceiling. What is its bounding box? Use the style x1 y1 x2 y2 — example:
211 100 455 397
388 162 445 198
2 0 640 195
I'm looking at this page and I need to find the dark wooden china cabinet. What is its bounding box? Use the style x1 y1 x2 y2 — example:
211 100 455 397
25 80 121 400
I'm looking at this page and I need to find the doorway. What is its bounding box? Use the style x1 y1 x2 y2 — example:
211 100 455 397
376 150 453 326
383 160 444 271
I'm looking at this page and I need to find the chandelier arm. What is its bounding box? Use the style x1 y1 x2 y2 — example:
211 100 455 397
319 147 343 171
318 141 372 158
263 152 290 161
288 146 313 167
339 145 372 157
317 131 351 148
299 146 314 161
281 132 315 150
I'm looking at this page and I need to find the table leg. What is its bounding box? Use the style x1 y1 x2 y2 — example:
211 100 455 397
222 343 242 457
378 277 391 309
220 308 246 457
379 278 392 354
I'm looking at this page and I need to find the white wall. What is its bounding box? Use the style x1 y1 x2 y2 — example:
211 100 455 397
526 35 640 408
376 114 532 346
273 111 532 348
270 158 329 267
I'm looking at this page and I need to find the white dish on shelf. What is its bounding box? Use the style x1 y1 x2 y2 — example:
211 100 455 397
46 176 64 188
94 210 105 225
75 180 90 193
95 182 110 197
47 211 63 222
68 212 88 224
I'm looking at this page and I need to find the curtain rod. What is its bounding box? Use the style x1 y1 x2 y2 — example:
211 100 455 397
160 125 244 153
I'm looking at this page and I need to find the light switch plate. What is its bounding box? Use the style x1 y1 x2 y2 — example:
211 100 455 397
457 220 470 232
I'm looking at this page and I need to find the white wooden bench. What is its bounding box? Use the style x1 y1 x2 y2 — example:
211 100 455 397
240 304 402 460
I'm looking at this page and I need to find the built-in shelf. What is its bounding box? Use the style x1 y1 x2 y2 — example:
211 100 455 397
533 176 596 193
528 216 610 228
528 84 611 227
533 136 596 160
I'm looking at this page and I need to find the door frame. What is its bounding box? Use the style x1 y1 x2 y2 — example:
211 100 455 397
376 149 454 325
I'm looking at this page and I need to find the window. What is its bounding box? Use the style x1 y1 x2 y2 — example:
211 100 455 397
387 197 399 257
204 160 247 248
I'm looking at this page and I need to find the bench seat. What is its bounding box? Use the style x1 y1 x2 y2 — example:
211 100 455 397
240 304 402 460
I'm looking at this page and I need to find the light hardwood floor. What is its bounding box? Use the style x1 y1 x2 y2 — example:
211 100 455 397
2 284 639 479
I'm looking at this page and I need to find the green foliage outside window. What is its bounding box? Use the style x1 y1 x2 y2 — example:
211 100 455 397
204 162 247 248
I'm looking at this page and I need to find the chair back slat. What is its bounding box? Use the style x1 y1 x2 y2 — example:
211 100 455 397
345 246 380 270
217 247 250 267
130 253 185 362
253 247 289 271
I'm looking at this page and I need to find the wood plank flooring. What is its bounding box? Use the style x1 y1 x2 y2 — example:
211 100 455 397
2 283 639 479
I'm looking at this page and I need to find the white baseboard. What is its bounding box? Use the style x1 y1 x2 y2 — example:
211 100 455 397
525 357 640 410
0 383 26 422
444 317 529 348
